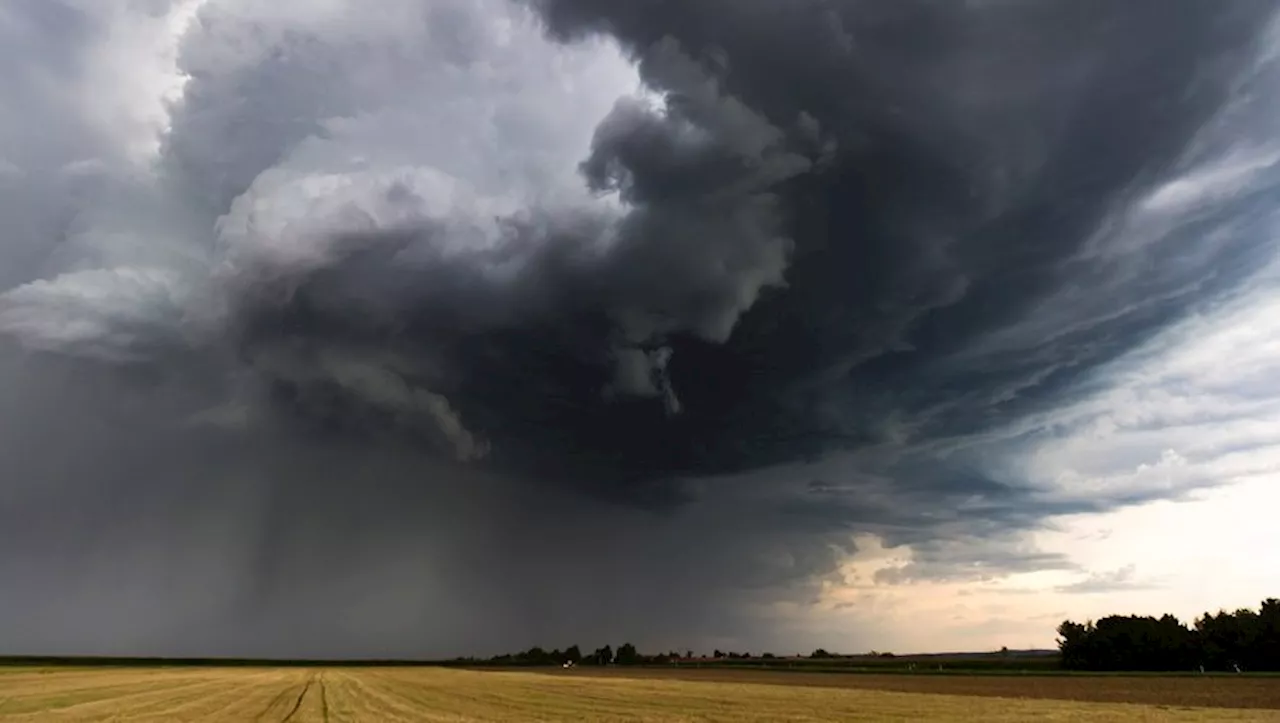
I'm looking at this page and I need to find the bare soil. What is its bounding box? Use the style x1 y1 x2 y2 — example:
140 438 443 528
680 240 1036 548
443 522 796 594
548 666 1280 710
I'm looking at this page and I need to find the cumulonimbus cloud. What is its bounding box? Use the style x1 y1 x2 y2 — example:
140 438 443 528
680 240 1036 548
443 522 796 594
1 0 1278 656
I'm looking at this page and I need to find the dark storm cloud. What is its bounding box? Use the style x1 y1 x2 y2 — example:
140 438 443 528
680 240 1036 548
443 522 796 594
528 0 1276 453
194 0 1279 498
1 0 1278 657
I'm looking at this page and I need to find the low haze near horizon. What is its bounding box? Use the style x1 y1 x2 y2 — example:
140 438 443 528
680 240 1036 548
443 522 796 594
0 0 1278 659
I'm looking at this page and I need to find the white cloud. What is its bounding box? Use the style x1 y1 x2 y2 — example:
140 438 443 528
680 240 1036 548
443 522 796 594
76 0 208 163
0 267 194 361
1138 147 1280 216
164 0 642 211
1010 278 1280 504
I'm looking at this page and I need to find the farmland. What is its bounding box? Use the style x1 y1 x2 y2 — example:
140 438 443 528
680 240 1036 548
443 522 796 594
0 666 1278 721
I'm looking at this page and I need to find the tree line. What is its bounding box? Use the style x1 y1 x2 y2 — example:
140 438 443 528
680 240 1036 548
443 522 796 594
459 597 1280 673
467 646 831 667
1057 598 1280 671
484 644 645 666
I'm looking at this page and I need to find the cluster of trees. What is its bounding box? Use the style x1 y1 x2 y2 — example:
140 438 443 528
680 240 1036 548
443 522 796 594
710 650 761 659
1058 598 1280 671
808 649 892 659
484 644 686 667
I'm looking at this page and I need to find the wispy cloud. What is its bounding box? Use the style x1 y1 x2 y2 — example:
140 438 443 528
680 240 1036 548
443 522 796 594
1054 565 1161 595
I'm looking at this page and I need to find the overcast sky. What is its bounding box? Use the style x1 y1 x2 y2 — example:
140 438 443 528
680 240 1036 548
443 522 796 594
0 0 1278 658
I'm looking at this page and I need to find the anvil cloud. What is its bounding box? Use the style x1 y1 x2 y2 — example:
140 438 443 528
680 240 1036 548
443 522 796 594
1 0 1278 657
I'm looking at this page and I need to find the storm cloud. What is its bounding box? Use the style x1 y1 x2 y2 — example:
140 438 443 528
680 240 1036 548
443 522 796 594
1 0 1278 657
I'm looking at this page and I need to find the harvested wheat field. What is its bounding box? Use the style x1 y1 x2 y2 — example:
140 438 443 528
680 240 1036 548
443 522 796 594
0 666 1278 722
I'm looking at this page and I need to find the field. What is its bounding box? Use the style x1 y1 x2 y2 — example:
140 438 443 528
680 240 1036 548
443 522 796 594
0 666 1278 721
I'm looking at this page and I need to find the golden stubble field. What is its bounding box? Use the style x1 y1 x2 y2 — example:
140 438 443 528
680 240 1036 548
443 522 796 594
0 666 1277 722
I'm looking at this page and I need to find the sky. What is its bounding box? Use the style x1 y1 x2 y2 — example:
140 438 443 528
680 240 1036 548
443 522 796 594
0 0 1278 659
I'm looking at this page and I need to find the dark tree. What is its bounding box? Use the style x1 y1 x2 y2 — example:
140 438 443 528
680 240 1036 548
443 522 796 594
517 646 549 665
615 643 639 665
586 646 610 665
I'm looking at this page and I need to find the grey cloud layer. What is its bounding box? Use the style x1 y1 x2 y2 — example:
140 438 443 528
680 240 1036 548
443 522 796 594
0 0 1277 655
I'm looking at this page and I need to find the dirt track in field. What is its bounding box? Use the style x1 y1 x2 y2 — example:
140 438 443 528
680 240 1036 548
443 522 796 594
544 666 1280 710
